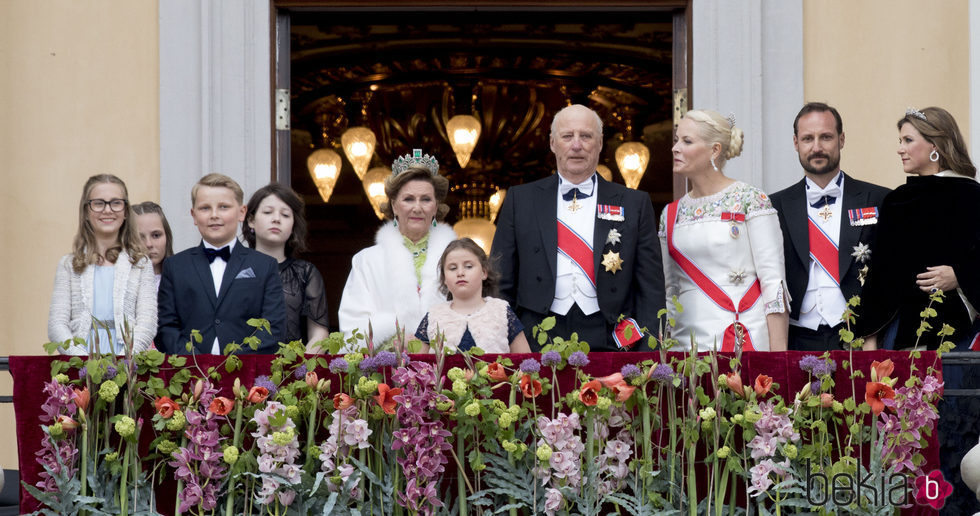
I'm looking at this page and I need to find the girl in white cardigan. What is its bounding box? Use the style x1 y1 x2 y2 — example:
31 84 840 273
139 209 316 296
48 174 157 355
415 238 531 354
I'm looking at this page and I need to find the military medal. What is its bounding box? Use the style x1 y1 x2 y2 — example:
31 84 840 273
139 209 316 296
818 204 833 222
606 228 622 245
720 211 745 239
567 190 581 213
602 250 623 273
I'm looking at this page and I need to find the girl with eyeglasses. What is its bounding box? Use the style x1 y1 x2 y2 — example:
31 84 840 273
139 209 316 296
47 174 157 355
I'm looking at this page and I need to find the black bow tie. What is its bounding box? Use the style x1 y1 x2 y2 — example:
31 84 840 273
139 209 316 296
204 246 231 263
562 188 592 202
810 195 837 209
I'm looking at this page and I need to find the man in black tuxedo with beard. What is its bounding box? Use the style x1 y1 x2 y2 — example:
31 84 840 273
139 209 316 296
770 103 890 351
491 104 665 351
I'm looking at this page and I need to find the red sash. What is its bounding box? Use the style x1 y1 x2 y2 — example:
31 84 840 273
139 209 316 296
557 220 596 288
807 217 840 285
666 202 759 351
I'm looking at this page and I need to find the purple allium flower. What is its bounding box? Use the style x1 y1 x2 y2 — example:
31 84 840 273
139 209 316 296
798 355 822 374
359 356 379 373
810 380 821 395
650 363 674 383
620 364 642 380
520 358 541 374
104 365 118 380
329 357 348 373
568 351 589 368
78 366 87 378
541 351 562 367
253 375 278 395
293 364 308 379
375 350 397 368
812 359 836 377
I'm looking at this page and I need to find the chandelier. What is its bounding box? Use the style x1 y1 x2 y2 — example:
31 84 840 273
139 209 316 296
361 166 390 220
341 126 377 180
615 142 650 190
446 114 481 168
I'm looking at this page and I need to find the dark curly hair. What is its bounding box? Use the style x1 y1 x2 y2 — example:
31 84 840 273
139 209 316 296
243 183 308 256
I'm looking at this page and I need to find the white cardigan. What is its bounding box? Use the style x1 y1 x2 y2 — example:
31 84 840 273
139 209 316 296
47 250 157 355
338 222 456 348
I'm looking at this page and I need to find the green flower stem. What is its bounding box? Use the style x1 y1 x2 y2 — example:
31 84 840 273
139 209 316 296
686 441 696 516
586 408 596 479
175 435 187 515
80 413 89 500
456 434 468 516
304 394 318 472
641 391 652 504
667 383 678 506
508 380 518 516
120 444 130 516
225 402 244 516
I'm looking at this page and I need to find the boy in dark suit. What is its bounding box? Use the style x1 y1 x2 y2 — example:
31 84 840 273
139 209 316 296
156 173 286 354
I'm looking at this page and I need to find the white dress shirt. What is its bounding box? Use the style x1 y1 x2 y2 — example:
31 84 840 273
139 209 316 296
551 174 600 316
794 173 847 330
204 238 237 353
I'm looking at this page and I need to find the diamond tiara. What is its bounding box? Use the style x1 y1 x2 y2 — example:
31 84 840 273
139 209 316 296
905 107 927 121
392 149 439 176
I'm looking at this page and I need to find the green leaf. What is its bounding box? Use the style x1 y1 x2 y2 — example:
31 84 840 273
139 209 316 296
167 355 187 367
225 355 242 373
406 338 423 353
539 316 556 331
191 329 202 343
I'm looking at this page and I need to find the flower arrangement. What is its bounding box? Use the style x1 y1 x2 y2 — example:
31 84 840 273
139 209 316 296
27 296 951 515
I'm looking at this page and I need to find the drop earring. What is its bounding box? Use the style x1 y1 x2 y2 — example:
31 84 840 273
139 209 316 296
432 218 437 228
393 217 398 228
710 157 718 171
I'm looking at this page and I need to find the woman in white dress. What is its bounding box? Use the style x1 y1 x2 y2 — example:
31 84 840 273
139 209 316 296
338 150 456 348
659 110 788 351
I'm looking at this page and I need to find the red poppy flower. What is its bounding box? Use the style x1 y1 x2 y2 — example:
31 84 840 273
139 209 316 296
754 374 773 397
486 362 509 382
725 372 745 398
154 396 179 418
73 387 90 413
866 382 895 415
520 374 542 398
247 386 269 404
579 380 601 406
208 396 235 416
871 359 894 382
333 393 353 410
374 383 402 415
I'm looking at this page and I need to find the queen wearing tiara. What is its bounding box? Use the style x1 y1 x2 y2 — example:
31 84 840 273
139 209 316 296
338 149 456 348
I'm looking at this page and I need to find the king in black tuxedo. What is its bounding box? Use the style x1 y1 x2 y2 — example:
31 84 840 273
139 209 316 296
156 241 286 354
491 105 665 351
770 104 889 350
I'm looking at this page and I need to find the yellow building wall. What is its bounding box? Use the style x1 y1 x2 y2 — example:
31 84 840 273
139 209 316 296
0 1 159 471
803 0 970 189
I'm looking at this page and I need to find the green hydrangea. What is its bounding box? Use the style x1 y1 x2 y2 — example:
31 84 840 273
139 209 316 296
716 446 730 459
452 380 468 396
356 376 378 397
783 444 798 459
743 408 762 424
536 443 553 462
166 410 186 431
99 380 120 402
48 422 64 438
501 440 518 453
447 367 465 382
55 373 70 384
717 375 729 388
114 416 136 438
284 405 299 420
732 414 745 424
498 412 513 427
699 407 716 421
157 439 177 456
272 427 295 446
105 452 119 463
596 396 612 411
344 353 364 368
491 400 507 414
464 402 481 417
223 446 239 465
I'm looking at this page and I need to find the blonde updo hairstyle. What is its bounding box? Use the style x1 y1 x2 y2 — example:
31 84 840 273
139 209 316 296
379 167 451 222
684 109 744 171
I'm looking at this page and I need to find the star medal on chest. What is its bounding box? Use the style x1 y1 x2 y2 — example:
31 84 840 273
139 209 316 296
728 268 746 285
818 204 833 222
567 190 581 213
606 228 622 246
602 250 623 273
851 242 871 264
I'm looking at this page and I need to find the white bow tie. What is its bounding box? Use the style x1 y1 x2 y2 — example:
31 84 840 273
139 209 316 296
560 175 596 200
806 174 843 208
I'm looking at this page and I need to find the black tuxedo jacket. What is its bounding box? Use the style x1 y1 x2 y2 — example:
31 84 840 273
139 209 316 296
770 173 890 320
156 241 286 354
491 174 666 345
